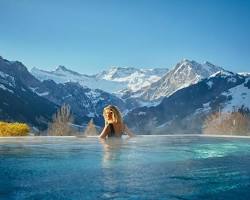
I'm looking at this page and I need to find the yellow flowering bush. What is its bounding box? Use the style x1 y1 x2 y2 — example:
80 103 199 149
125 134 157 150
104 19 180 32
0 122 30 136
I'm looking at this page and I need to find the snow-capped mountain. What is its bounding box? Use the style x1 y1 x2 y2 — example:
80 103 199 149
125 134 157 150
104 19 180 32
3 54 250 134
31 66 124 94
238 72 250 77
125 71 250 134
96 66 168 92
35 80 128 126
0 56 58 129
128 59 225 102
221 76 250 112
31 66 168 94
0 56 129 129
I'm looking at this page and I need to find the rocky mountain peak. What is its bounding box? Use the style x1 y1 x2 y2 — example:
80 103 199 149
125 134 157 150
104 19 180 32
55 65 67 71
133 59 226 101
54 65 81 76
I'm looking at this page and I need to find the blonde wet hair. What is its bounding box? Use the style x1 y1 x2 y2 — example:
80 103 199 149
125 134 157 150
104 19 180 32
103 105 123 126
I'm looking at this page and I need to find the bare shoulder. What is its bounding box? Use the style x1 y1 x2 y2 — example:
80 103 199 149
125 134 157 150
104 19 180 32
123 123 135 137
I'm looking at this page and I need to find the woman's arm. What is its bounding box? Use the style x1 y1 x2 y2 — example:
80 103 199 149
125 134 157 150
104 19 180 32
124 124 135 137
99 125 110 139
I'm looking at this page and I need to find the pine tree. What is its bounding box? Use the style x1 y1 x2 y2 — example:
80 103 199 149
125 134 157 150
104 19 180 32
83 119 98 136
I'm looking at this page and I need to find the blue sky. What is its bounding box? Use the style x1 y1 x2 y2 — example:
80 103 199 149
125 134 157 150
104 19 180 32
0 0 250 74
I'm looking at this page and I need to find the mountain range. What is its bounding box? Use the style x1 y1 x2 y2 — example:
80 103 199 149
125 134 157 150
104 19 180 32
125 59 224 102
31 66 168 95
125 71 250 134
1 55 249 134
0 56 129 129
0 57 57 130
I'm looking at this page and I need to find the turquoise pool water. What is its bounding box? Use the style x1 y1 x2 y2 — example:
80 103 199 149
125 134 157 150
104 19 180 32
1 136 250 200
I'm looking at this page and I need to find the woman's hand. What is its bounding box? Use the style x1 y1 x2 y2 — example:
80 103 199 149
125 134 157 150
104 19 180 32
99 125 110 139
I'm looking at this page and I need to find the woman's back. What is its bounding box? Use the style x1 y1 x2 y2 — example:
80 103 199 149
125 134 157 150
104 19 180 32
107 123 124 138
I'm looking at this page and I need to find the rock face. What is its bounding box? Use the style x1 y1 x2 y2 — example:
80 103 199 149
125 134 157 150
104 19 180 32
0 56 127 129
125 59 224 104
36 80 127 126
0 56 58 130
125 71 250 134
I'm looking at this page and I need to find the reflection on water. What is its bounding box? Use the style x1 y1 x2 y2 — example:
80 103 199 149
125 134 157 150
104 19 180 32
100 138 121 168
99 137 130 168
1 136 250 199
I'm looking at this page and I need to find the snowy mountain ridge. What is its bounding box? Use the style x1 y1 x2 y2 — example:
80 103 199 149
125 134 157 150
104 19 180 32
99 67 168 92
31 66 124 93
31 66 168 94
129 59 226 101
125 72 250 134
0 56 129 128
1 55 250 133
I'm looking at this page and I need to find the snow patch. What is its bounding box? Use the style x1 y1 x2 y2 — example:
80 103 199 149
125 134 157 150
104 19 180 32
87 112 96 117
206 81 214 89
29 87 38 92
35 91 49 96
63 94 72 99
222 78 250 112
0 84 14 93
238 72 250 76
227 77 237 83
0 71 16 87
138 100 161 107
85 90 101 99
138 112 146 116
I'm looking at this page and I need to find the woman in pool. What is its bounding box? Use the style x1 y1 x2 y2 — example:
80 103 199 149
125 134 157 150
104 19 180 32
99 105 135 139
